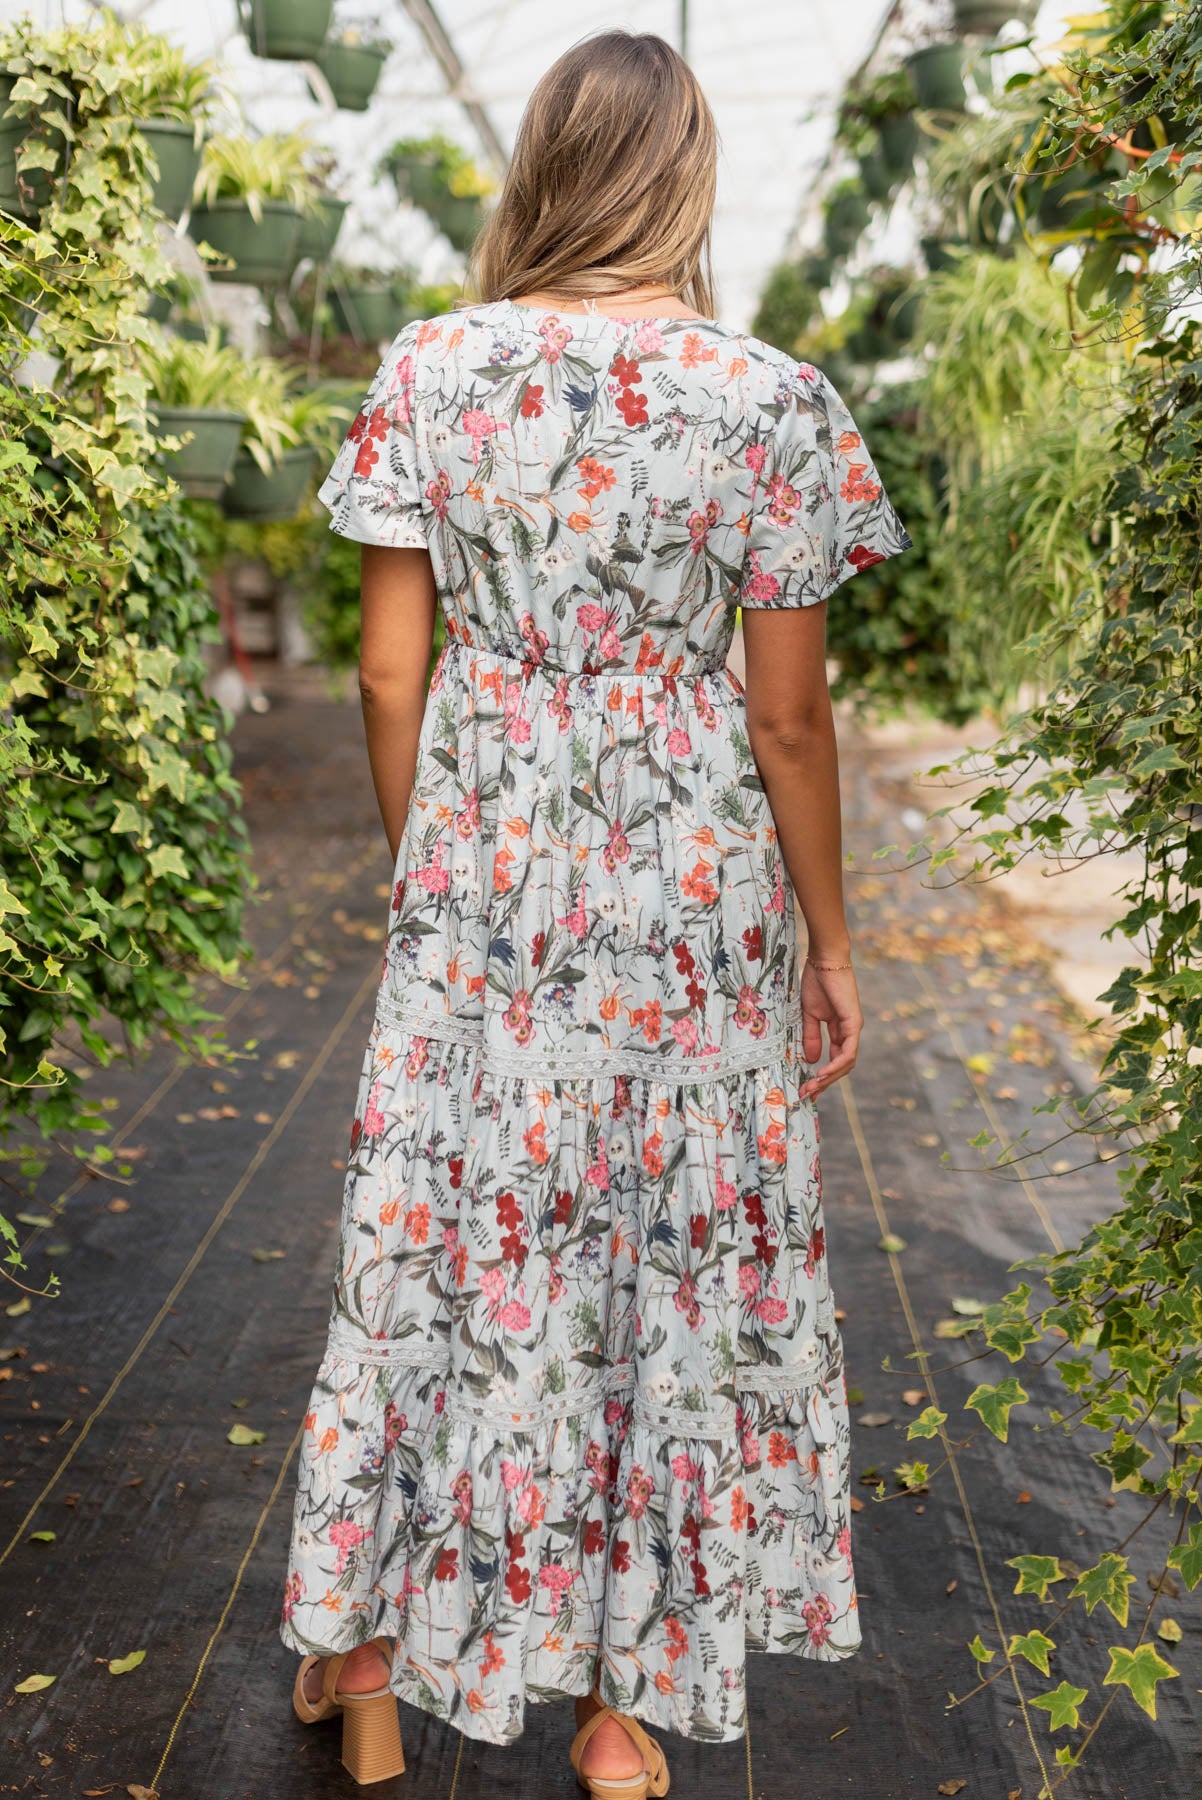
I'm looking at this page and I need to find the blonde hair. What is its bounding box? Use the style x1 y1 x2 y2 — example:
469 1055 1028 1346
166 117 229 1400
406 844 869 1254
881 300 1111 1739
472 31 718 317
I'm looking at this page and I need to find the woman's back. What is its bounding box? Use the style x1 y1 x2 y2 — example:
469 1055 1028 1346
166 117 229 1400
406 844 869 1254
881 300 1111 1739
318 300 907 1076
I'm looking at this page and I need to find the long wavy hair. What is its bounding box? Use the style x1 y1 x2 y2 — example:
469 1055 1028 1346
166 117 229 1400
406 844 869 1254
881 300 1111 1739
471 31 718 317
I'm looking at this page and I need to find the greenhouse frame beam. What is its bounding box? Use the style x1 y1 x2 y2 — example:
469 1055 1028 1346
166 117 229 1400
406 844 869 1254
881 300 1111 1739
399 0 510 175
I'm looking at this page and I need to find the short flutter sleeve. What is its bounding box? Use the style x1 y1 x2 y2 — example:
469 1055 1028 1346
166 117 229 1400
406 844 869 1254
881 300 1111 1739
739 364 911 608
317 322 428 548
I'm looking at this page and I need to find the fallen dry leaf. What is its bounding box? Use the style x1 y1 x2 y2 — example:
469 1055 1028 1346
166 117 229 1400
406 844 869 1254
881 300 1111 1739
849 1496 864 1513
902 1389 927 1406
107 1197 130 1214
273 1050 301 1070
127 1786 160 1800
856 1412 894 1429
938 1783 967 1797
1016 1491 1031 1504
889 1096 917 1111
254 1112 273 1125
250 1248 286 1263
946 1578 958 1593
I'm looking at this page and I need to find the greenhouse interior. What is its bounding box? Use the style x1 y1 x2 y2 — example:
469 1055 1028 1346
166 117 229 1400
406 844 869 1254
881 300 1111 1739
1 0 1199 1795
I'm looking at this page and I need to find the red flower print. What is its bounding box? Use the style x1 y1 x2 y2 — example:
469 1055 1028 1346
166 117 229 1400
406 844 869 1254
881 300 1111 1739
353 439 379 479
349 1117 362 1155
575 455 616 500
364 406 389 443
743 1189 766 1228
501 1229 527 1267
691 1556 711 1597
505 1562 531 1602
347 408 368 443
531 930 547 967
392 879 405 913
609 354 642 387
689 1213 707 1250
583 1519 606 1556
434 1547 459 1582
672 940 696 977
742 923 763 962
611 1538 631 1574
767 1430 797 1467
448 1155 463 1190
847 544 886 571
616 386 649 427
520 383 544 418
553 1188 574 1225
496 1190 521 1230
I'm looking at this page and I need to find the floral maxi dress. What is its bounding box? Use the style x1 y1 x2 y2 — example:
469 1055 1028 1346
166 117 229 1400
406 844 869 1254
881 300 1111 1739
279 299 911 1747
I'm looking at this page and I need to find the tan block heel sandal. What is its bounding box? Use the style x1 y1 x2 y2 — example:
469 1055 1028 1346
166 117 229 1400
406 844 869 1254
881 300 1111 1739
291 1639 405 1784
569 1701 671 1799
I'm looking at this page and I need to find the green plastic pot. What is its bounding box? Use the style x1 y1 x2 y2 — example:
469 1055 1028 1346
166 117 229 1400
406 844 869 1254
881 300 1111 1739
857 145 891 201
331 281 399 342
905 43 966 111
433 192 484 253
315 40 388 111
952 0 1038 33
885 286 922 341
823 188 870 260
294 195 348 264
134 118 203 221
389 152 446 214
223 445 320 519
878 111 918 177
189 199 303 286
151 406 245 500
242 0 333 61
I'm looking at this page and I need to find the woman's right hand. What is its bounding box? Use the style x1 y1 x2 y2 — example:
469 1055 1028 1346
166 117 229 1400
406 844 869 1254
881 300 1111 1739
798 960 862 1101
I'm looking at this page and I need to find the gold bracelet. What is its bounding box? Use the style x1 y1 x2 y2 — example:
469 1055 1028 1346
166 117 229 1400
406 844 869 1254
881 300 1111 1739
806 956 853 972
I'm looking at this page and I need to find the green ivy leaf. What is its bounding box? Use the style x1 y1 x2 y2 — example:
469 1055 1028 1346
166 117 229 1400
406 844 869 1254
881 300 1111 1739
1030 1680 1088 1732
14 1673 56 1694
1167 1525 1202 1590
1008 1629 1055 1675
906 1406 946 1440
108 1649 146 1675
1069 1553 1135 1626
1006 1554 1065 1601
965 1376 1028 1441
1102 1645 1178 1719
967 1634 994 1664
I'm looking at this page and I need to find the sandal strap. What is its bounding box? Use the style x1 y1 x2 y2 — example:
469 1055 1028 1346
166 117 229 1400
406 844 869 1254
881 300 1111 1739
320 1637 394 1707
569 1703 667 1788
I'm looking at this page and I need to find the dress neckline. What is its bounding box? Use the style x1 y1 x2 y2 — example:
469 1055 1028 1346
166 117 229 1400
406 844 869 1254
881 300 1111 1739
498 297 725 332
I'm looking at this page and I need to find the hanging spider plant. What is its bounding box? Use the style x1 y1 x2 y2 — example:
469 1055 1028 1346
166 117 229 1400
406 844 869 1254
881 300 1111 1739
192 131 321 220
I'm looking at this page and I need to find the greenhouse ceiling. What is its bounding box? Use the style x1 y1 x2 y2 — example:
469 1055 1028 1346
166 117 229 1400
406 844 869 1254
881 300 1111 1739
9 0 1075 327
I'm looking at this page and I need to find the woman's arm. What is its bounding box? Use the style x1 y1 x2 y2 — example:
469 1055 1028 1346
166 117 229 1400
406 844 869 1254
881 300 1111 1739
358 544 438 863
739 601 862 1099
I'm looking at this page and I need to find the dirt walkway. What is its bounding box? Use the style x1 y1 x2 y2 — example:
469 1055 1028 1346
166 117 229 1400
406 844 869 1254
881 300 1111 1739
1 670 1194 1799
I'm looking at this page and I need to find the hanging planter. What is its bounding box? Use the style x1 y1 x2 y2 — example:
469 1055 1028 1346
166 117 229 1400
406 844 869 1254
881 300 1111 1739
189 199 303 285
135 119 203 220
293 194 348 264
330 279 399 342
856 140 892 201
223 445 320 519
240 0 334 62
952 0 1038 34
314 38 389 112
433 192 484 253
878 110 919 177
905 43 967 111
823 185 871 261
151 406 245 500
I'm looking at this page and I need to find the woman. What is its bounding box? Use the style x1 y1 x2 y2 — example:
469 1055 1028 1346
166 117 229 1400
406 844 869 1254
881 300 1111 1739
280 28 910 1797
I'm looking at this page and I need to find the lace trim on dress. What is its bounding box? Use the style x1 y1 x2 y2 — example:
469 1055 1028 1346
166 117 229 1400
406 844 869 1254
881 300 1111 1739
323 1322 839 1432
372 992 808 1083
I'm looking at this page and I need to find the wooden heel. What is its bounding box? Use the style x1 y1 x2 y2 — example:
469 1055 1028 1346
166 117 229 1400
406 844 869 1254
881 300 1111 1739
339 1688 406 1784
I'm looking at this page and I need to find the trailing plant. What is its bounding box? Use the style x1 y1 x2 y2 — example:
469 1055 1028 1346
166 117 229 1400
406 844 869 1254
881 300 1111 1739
379 131 495 201
887 6 1202 1785
0 17 250 1288
119 22 217 127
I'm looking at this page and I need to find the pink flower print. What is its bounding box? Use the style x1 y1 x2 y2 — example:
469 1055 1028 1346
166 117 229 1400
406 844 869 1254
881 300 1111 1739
498 1299 531 1334
503 679 532 746
557 897 588 939
417 846 450 893
425 469 452 519
838 1525 853 1572
538 1562 577 1596
500 1457 524 1492
666 727 692 758
539 317 571 361
672 1016 699 1052
626 1464 654 1519
362 1081 387 1138
740 1423 761 1466
328 1519 370 1575
501 988 533 1043
755 1295 789 1324
601 819 630 873
634 321 665 355
454 786 481 839
674 1272 702 1330
734 985 768 1035
461 407 500 463
383 1401 404 1454
745 441 767 477
715 1177 737 1212
766 471 801 524
549 676 574 733
803 1593 834 1648
738 1263 761 1299
584 1139 610 1192
281 1569 304 1621
480 1266 507 1313
671 1452 699 1484
599 625 624 661
452 1470 473 1524
577 602 610 633
769 867 786 914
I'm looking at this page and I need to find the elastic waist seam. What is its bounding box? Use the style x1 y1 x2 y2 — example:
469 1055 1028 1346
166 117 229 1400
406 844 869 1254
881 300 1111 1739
437 636 732 683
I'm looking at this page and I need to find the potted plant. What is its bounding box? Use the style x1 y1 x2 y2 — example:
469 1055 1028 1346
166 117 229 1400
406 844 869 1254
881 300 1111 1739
314 23 390 111
225 385 351 519
294 194 349 264
190 132 319 285
144 330 250 499
952 0 1038 34
123 34 216 219
329 264 409 342
0 68 67 216
379 134 493 253
905 42 967 111
839 67 919 180
823 179 871 261
240 0 334 62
